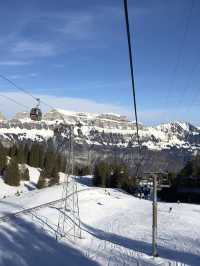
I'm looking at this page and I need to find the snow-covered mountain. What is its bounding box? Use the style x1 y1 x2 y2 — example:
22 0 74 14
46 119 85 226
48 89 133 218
0 109 199 150
0 109 199 172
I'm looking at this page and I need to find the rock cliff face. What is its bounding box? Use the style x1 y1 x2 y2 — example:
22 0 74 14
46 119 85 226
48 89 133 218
0 109 199 172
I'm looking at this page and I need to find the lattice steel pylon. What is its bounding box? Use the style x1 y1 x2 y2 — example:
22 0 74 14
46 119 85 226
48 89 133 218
55 124 81 241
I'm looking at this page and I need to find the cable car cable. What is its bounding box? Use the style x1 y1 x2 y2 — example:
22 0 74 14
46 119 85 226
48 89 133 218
0 74 37 101
123 0 143 178
0 93 29 110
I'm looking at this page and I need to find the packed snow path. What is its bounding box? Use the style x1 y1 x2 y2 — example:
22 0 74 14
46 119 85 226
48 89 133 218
0 177 199 265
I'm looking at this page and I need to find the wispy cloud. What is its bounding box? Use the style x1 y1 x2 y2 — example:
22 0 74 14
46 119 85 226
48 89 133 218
55 14 95 41
0 3 152 64
11 41 57 58
0 60 30 66
8 73 38 79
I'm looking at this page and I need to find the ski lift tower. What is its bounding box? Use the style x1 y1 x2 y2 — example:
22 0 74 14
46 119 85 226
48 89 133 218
144 172 167 257
55 123 81 241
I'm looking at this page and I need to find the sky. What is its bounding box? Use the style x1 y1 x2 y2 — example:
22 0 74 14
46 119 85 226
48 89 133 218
0 0 200 125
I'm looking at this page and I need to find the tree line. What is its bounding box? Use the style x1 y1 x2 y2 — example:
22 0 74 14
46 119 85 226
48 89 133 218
0 140 66 188
159 155 200 203
93 161 136 193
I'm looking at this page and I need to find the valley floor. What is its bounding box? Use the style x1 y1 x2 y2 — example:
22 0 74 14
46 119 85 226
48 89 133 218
0 177 199 266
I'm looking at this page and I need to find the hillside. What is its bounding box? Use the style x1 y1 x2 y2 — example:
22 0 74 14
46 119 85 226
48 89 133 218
0 176 199 265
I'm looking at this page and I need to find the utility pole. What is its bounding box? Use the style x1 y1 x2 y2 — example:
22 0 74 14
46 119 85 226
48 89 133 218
152 174 158 257
144 172 166 257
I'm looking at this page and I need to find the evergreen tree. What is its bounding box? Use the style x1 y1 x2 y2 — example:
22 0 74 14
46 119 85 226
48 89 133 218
192 156 200 177
44 149 55 177
0 143 7 175
56 154 66 172
23 143 30 164
9 144 17 158
20 165 30 181
93 161 133 193
29 143 40 167
93 161 110 187
179 161 193 177
16 144 25 163
49 167 60 186
38 144 45 169
74 165 86 176
78 165 90 176
36 170 47 189
116 163 129 188
5 158 20 186
167 172 177 185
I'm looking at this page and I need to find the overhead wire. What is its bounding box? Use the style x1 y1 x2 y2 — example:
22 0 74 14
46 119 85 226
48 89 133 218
0 73 57 111
0 93 29 110
0 74 37 101
123 0 140 150
123 0 142 177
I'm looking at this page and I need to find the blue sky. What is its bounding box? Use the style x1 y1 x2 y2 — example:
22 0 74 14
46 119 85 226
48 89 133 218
0 0 199 125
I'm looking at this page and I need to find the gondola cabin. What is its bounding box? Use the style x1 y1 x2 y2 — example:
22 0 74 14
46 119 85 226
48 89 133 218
30 107 42 121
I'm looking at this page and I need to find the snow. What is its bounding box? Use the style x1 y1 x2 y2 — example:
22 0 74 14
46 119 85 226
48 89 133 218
0 127 53 141
0 176 199 265
0 165 40 199
55 108 99 120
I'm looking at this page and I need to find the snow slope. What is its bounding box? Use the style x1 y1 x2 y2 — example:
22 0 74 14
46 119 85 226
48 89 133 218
0 177 199 266
0 165 40 199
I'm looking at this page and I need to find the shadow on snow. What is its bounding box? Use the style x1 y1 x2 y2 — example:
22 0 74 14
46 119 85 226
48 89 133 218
82 223 200 265
0 216 100 266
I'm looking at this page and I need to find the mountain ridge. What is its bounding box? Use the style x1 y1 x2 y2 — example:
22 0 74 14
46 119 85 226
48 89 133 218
0 109 199 172
0 109 199 152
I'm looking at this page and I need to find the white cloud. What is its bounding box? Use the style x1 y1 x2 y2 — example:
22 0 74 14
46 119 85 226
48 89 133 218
0 91 195 126
0 91 132 120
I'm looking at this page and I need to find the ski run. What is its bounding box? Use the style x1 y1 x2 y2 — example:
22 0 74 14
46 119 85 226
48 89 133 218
0 174 199 266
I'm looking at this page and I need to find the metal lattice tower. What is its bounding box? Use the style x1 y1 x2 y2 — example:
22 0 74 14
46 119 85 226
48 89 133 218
56 124 81 241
